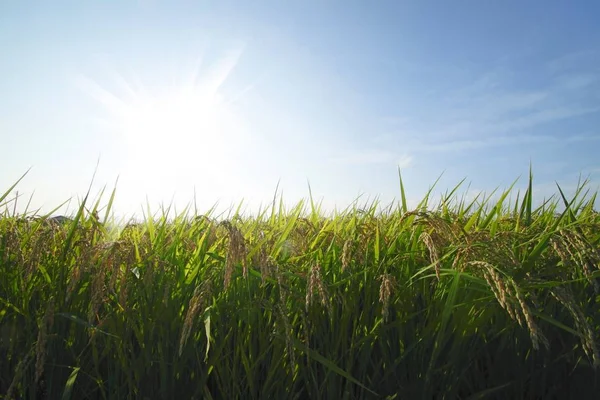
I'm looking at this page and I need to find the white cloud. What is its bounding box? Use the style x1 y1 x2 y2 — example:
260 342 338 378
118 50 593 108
410 132 600 153
397 154 413 168
378 53 600 155
329 149 413 167
555 74 598 90
489 106 600 133
547 50 600 74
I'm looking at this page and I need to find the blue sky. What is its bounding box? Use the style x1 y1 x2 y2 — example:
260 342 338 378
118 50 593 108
1 1 599 218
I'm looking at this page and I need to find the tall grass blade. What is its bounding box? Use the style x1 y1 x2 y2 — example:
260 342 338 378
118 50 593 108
61 367 80 400
0 168 30 205
398 167 408 214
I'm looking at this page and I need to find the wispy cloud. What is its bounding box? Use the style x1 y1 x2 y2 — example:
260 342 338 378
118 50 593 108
555 73 598 90
330 149 413 168
377 51 600 155
487 106 600 133
402 132 600 154
547 50 600 74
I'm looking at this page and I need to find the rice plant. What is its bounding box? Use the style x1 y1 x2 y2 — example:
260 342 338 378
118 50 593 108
1 170 599 399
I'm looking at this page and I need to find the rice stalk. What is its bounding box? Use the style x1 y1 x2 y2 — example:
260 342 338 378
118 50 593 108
550 286 599 367
35 298 55 384
179 280 212 356
378 273 397 321
305 262 330 313
420 231 441 280
341 239 352 272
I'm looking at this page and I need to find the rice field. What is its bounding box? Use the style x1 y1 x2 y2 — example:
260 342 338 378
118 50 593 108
1 171 599 399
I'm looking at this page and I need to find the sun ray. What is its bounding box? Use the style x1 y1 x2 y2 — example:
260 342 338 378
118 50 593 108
76 75 130 118
185 43 208 88
78 47 252 211
200 47 244 98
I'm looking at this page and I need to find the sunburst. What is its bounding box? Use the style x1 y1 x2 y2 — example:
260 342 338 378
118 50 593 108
77 47 253 209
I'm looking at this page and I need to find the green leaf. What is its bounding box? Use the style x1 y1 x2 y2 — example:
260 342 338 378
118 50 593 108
374 224 380 264
57 313 119 339
204 309 212 362
0 168 30 205
398 167 408 214
61 367 80 400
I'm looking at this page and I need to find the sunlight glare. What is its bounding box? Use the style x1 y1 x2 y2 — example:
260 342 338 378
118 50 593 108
79 48 259 215
122 88 223 157
117 84 244 198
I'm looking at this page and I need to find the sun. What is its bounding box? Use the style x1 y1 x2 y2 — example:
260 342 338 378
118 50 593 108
121 88 226 160
78 49 252 207
115 83 243 196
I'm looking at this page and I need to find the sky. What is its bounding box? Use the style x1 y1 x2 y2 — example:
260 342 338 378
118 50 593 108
1 1 599 219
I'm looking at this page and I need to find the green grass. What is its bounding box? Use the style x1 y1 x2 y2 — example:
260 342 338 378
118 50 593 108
1 170 599 399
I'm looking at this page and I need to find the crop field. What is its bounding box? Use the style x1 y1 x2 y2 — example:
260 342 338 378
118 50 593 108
1 172 600 399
